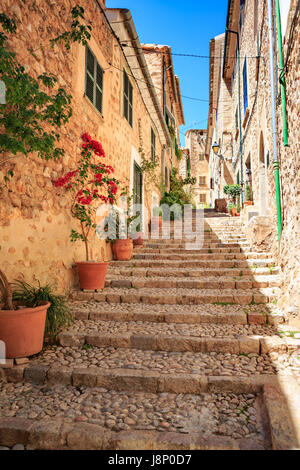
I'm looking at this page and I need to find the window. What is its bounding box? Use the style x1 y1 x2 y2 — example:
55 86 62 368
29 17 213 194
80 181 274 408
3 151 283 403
235 107 239 129
200 194 207 203
123 70 133 126
243 59 248 114
199 176 206 186
85 46 103 114
151 128 156 162
199 154 205 161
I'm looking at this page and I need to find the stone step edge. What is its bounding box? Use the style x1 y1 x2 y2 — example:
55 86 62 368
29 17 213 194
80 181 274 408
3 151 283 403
104 278 280 290
57 331 288 355
73 309 285 326
107 268 280 276
0 416 262 450
71 290 279 305
1 365 279 395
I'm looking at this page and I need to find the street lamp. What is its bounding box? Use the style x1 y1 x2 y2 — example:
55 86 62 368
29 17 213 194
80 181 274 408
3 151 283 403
212 141 220 155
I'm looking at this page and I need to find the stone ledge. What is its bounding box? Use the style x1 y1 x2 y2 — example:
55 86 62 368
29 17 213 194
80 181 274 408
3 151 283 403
0 417 266 450
1 364 279 394
57 331 286 355
263 382 300 450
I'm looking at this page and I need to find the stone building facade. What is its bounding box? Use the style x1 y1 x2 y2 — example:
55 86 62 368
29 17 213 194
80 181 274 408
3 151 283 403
0 0 183 292
142 44 185 189
206 0 300 318
185 130 210 208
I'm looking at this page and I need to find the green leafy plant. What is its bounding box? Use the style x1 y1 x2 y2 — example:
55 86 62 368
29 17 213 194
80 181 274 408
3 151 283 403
223 184 242 204
245 183 253 202
0 8 92 175
12 280 74 339
160 168 195 220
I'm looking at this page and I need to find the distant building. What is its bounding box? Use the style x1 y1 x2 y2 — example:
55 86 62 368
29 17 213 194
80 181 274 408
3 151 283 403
185 130 210 208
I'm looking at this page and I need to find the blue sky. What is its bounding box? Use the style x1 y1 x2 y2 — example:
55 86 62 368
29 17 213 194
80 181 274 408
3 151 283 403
106 0 228 145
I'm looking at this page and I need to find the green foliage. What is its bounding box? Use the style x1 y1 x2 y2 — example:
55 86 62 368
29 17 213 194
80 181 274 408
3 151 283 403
168 125 175 139
223 184 242 202
12 280 74 340
0 8 92 169
160 169 194 220
245 183 253 202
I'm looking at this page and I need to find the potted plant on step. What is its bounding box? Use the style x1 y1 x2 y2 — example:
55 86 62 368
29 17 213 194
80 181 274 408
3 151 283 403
107 187 139 260
244 183 254 207
0 271 50 358
223 184 242 216
53 133 119 290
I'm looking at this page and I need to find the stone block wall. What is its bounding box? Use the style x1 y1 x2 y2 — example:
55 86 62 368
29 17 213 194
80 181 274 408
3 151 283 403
0 0 164 293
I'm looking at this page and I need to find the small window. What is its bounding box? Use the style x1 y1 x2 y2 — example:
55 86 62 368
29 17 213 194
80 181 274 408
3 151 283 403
151 128 156 162
235 107 239 129
199 154 205 161
123 70 133 126
199 176 206 186
200 194 207 203
85 46 103 114
243 59 248 114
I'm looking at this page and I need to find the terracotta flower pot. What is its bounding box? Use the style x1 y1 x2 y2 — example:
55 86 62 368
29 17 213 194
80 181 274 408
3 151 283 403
244 201 254 207
112 239 133 261
76 261 108 290
132 232 144 246
0 301 50 359
230 207 237 216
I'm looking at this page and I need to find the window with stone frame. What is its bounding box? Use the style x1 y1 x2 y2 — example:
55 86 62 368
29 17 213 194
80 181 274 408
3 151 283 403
200 194 207 203
123 69 133 126
151 128 156 162
199 176 206 186
85 46 104 115
199 154 205 161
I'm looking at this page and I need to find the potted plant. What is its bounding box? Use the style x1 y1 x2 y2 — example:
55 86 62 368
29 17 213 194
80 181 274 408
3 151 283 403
244 184 254 206
0 271 50 358
53 133 119 290
108 187 140 260
151 207 163 230
132 222 144 246
228 203 237 216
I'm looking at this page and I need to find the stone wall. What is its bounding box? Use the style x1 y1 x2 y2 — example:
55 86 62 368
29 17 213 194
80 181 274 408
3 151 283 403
276 0 300 317
185 130 210 207
216 0 299 317
0 0 164 293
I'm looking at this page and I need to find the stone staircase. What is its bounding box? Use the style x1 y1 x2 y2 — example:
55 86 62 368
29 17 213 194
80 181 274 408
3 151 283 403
0 214 300 450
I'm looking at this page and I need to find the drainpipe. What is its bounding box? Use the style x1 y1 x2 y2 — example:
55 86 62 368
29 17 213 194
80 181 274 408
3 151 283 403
267 0 283 242
275 0 288 146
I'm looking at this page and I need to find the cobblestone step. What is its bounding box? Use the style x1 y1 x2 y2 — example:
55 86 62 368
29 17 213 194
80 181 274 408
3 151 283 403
107 267 280 278
0 382 272 450
71 303 285 326
110 259 276 269
56 323 289 355
104 276 281 290
133 253 274 260
72 287 280 305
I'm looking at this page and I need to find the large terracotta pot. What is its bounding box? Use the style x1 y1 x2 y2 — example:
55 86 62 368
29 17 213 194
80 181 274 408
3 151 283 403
76 261 108 290
244 201 254 207
230 207 237 216
0 301 50 359
112 239 133 261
